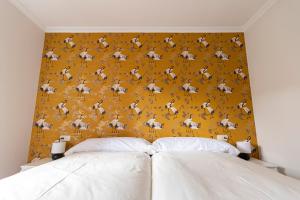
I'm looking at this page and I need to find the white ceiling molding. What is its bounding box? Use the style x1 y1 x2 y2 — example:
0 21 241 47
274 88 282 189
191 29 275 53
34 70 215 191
242 0 278 31
9 0 275 33
45 26 244 33
9 0 45 30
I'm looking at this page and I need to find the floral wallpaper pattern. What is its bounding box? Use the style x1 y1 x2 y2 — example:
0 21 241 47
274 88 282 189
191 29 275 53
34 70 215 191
29 33 258 160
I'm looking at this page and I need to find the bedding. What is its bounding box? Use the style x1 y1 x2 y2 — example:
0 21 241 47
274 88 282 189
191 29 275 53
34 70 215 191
0 152 151 200
152 152 300 200
152 137 240 156
65 137 152 155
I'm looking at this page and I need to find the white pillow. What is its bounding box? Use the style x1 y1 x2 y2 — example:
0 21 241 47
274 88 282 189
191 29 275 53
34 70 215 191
65 137 152 155
152 137 240 156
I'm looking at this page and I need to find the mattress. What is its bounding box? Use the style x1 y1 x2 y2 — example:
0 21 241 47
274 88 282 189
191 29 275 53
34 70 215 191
152 152 300 200
0 152 151 200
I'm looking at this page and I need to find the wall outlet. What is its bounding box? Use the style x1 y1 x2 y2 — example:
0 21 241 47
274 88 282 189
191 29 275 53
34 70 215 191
217 134 229 142
59 135 71 142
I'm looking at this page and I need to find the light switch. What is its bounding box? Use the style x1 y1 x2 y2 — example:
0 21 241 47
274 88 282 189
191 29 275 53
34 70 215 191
59 135 71 142
217 134 229 142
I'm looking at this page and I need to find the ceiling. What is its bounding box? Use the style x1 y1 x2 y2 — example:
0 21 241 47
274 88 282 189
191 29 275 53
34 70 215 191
9 0 276 32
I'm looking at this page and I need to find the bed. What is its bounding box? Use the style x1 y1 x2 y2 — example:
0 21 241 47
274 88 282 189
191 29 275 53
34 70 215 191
1 137 300 200
152 151 300 200
0 151 151 200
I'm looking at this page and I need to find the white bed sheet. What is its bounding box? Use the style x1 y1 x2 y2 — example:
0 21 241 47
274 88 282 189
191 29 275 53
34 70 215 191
0 152 151 200
152 152 300 200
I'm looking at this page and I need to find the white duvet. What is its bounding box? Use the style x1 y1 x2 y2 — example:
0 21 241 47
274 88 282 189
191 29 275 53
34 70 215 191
152 152 300 200
0 152 151 200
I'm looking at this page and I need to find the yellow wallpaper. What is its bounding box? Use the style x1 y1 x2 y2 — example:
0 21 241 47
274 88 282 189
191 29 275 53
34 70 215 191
29 33 258 160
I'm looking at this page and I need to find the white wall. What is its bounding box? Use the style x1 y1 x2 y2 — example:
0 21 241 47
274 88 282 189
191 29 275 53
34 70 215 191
246 0 300 178
0 0 44 178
